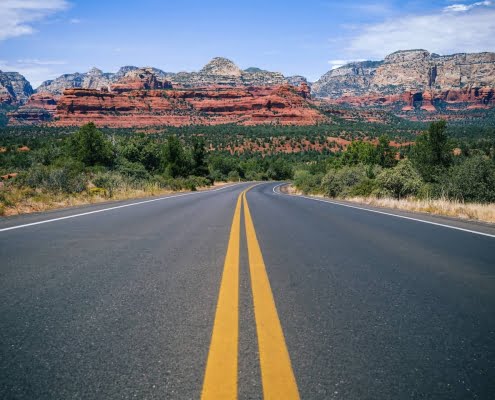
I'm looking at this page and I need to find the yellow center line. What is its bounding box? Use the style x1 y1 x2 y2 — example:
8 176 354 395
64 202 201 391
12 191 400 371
243 189 300 400
201 190 243 400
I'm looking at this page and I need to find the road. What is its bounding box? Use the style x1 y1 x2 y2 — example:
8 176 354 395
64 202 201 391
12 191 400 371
1 182 494 399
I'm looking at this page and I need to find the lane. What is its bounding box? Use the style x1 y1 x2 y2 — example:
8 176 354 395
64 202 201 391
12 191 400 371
0 183 252 399
246 183 495 400
243 190 299 399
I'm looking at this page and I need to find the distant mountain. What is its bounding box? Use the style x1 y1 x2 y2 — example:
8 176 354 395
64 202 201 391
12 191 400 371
312 50 495 98
0 71 34 104
36 66 173 95
35 58 306 95
169 57 288 87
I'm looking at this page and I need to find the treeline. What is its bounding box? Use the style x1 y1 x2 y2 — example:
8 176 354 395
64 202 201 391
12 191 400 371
0 123 295 203
294 121 495 203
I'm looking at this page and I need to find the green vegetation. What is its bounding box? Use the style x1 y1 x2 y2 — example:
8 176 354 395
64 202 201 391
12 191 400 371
1 120 494 215
294 121 495 203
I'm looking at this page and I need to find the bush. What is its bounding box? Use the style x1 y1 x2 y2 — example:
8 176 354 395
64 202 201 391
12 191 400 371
227 170 241 182
376 159 423 199
320 165 368 198
293 170 323 194
92 172 124 197
442 156 495 202
22 164 86 194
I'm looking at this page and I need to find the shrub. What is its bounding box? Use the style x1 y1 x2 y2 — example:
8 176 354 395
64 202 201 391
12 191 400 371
92 172 124 197
293 170 323 194
442 156 495 202
320 165 368 198
227 170 241 182
22 165 86 194
376 159 423 199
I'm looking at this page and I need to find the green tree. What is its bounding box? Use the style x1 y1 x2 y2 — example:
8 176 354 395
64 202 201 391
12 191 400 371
191 137 209 177
68 122 113 167
376 135 397 168
411 120 452 182
341 141 377 166
161 135 190 178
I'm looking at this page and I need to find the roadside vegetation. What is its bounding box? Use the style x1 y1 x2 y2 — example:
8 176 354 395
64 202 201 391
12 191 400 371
291 121 495 222
1 120 495 220
0 123 293 215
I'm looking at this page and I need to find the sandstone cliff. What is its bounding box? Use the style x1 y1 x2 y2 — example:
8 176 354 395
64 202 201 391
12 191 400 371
45 69 322 127
312 50 495 98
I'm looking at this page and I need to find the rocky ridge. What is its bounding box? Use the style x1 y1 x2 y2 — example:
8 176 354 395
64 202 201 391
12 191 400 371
0 71 34 104
312 50 495 98
36 57 307 95
36 66 173 95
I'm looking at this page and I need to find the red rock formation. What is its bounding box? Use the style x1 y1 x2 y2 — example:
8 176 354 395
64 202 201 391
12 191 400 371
7 93 59 125
321 87 494 113
52 83 325 127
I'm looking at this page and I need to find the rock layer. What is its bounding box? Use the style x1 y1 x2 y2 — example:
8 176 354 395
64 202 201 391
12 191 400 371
51 81 323 127
7 93 58 125
312 50 495 98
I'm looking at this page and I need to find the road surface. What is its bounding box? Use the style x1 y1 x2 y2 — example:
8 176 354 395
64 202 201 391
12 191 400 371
1 182 494 399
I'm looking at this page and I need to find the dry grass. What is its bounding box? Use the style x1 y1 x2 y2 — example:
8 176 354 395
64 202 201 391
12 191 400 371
345 196 495 224
284 184 495 224
0 182 230 217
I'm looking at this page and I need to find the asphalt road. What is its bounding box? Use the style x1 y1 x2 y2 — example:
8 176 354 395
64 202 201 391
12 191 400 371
1 182 494 399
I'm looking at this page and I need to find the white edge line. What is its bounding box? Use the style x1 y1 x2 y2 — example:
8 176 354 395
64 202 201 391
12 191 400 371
273 183 495 239
0 183 244 233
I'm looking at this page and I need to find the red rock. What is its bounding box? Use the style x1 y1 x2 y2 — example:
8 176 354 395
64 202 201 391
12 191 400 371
52 83 326 127
8 93 59 125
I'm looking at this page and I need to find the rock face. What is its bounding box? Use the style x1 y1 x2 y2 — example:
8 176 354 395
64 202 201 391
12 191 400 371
7 93 58 125
0 71 34 104
312 50 495 98
36 66 172 95
170 57 288 87
35 58 301 95
48 70 324 127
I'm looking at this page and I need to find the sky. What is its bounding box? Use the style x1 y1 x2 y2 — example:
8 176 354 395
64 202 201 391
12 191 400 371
0 0 494 87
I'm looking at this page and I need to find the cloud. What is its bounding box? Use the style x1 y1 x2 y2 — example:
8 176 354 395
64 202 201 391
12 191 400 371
0 0 69 41
0 59 67 87
328 59 365 69
69 18 81 24
16 59 67 66
345 3 495 59
443 1 492 12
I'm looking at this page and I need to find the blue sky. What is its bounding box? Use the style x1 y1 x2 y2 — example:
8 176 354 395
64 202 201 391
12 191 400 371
0 0 494 87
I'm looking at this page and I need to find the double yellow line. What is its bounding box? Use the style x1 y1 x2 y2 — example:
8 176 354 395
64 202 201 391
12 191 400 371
201 187 300 400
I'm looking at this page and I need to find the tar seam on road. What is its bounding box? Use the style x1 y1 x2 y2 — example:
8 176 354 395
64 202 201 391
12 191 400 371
201 189 243 399
201 185 300 399
273 183 495 239
0 183 241 233
243 189 300 400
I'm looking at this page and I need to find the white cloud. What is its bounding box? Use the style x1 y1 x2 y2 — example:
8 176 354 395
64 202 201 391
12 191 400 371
69 18 81 24
16 59 67 66
0 0 69 41
443 1 492 12
345 4 495 59
328 59 366 69
0 59 67 87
